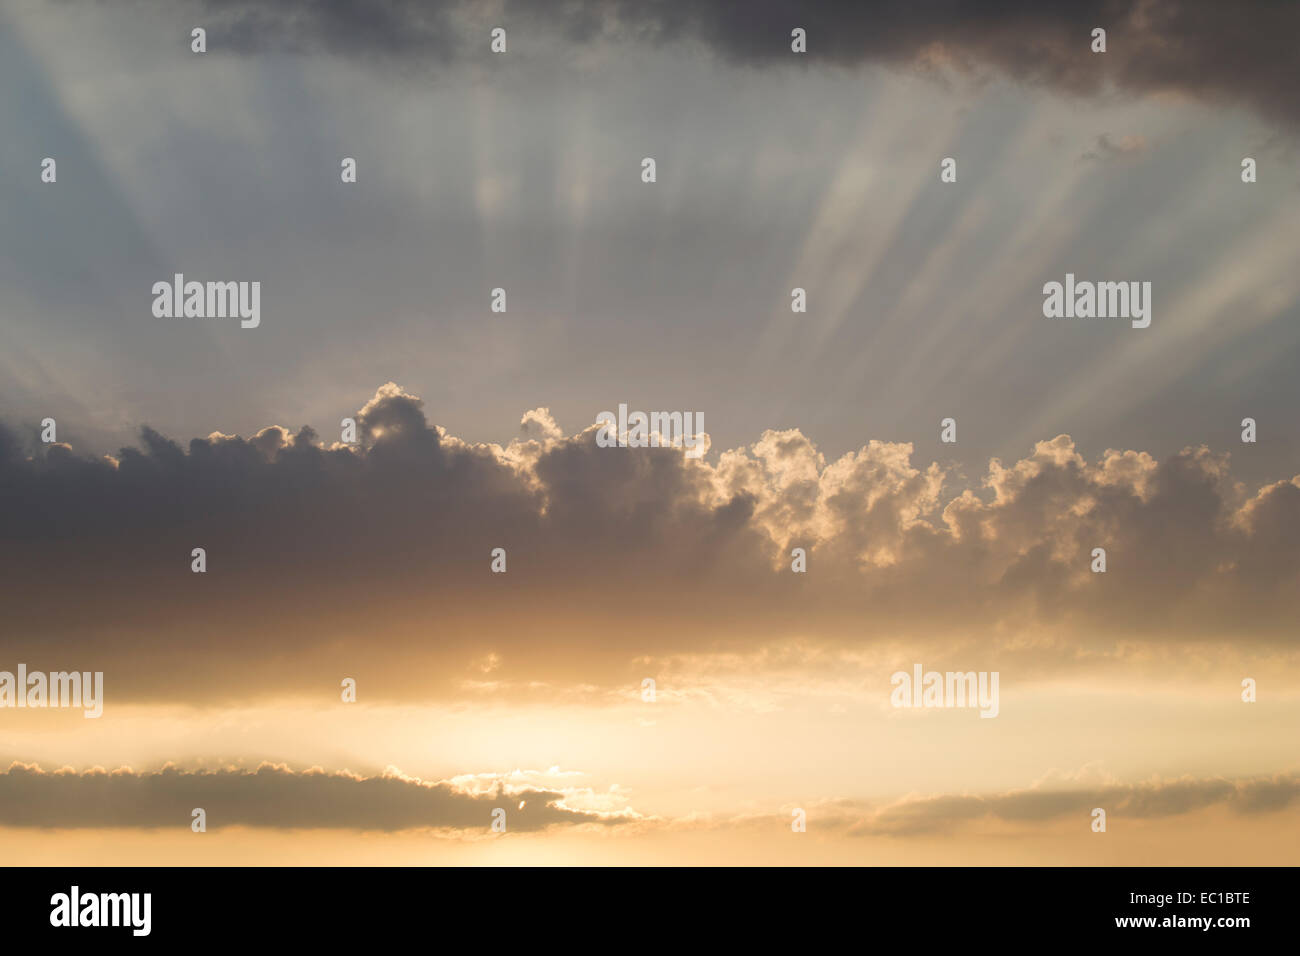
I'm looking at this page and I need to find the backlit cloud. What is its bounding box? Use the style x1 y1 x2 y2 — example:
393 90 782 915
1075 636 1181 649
0 760 632 831
2 383 1297 703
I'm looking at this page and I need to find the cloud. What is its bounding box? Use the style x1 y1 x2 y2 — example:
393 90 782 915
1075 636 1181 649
191 0 1300 126
1081 132 1148 161
0 760 630 831
519 407 563 444
849 772 1300 836
196 0 461 60
2 383 1299 703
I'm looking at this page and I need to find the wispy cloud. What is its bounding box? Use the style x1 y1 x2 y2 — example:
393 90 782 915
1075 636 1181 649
849 771 1300 835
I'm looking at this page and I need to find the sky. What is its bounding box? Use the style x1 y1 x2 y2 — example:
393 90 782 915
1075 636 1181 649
1 0 1298 864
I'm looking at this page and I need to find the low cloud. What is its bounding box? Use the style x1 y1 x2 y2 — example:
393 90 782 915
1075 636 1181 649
850 772 1300 836
2 383 1298 703
0 761 630 831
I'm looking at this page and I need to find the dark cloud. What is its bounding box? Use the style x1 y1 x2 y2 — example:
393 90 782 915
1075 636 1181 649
198 0 461 60
850 772 1300 836
1 384 1298 703
191 0 1300 126
0 761 624 831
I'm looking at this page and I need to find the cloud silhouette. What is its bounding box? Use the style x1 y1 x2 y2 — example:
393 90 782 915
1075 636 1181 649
848 772 1300 836
193 0 1300 126
2 383 1298 703
0 761 629 831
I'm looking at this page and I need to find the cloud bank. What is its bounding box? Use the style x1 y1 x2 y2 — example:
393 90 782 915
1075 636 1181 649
849 771 1300 836
0 761 626 831
191 0 1300 126
2 382 1298 702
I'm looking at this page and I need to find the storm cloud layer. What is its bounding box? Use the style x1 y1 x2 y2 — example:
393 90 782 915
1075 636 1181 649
189 0 1300 126
1 383 1297 702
